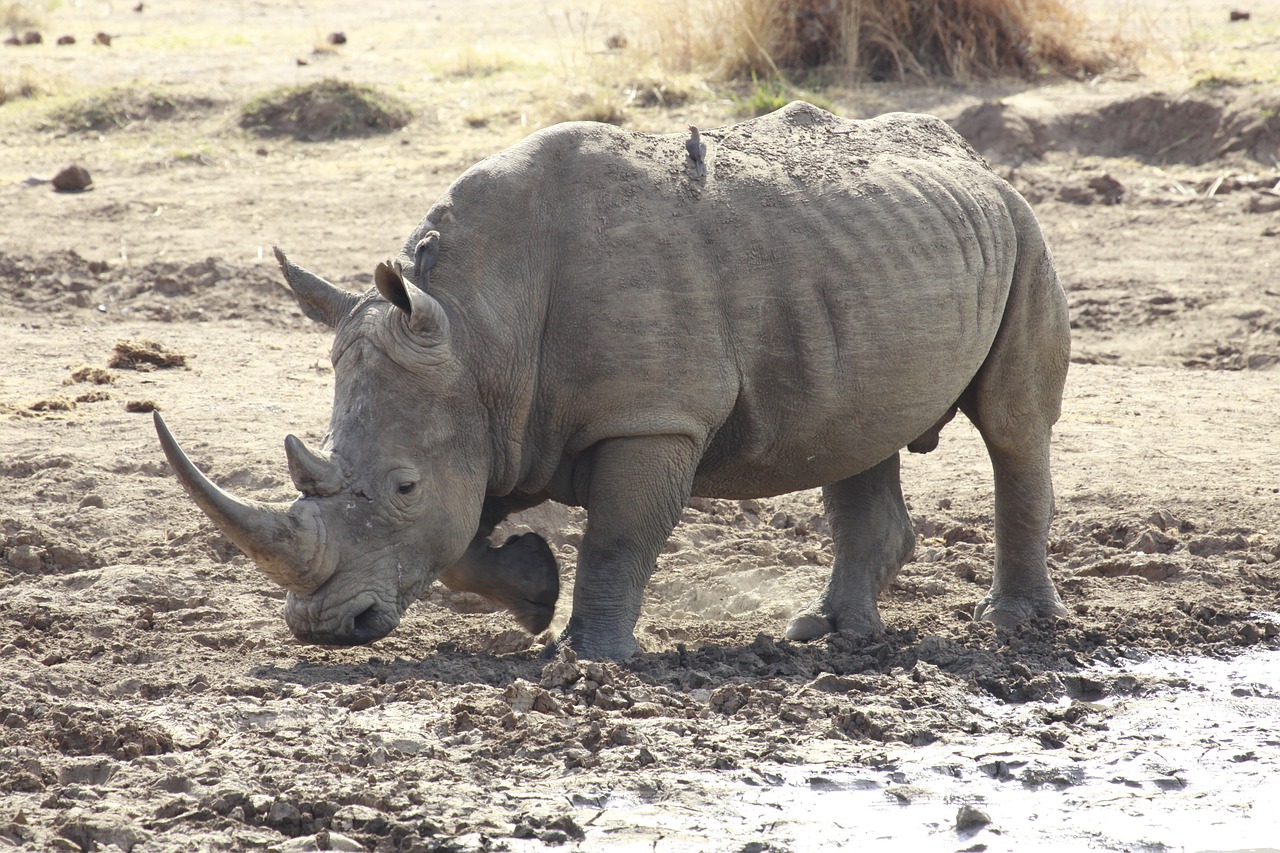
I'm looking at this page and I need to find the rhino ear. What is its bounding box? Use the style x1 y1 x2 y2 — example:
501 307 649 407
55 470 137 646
274 247 358 328
374 260 450 340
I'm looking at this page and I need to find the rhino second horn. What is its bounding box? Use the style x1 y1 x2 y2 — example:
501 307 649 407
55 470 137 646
273 247 358 328
285 434 345 496
153 411 331 594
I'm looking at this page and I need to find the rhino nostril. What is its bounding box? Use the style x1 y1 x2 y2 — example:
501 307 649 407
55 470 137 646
352 604 390 641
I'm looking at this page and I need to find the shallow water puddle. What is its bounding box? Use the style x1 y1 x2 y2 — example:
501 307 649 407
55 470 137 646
546 643 1280 852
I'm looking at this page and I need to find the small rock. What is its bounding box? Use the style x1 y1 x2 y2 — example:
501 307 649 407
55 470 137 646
57 35 75 45
266 799 301 831
8 544 46 571
323 832 364 852
80 495 106 511
539 648 582 689
52 165 93 193
503 679 537 713
1247 193 1280 214
956 803 991 831
327 31 347 45
1230 9 1251 21
94 32 112 46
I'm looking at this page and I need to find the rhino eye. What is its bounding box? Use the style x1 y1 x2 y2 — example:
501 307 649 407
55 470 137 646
397 481 417 495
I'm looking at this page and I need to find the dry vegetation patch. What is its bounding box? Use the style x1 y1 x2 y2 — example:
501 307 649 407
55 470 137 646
650 0 1127 82
238 78 411 141
44 88 219 132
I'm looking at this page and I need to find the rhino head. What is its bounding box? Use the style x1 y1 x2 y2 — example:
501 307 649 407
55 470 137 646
155 244 491 645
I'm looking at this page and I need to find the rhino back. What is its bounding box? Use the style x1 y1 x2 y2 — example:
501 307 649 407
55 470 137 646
417 103 1036 498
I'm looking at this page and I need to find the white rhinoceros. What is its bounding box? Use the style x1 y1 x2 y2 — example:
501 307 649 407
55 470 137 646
155 101 1070 660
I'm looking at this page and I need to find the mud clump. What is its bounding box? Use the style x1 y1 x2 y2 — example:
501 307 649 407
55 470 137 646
68 365 116 385
952 89 1280 165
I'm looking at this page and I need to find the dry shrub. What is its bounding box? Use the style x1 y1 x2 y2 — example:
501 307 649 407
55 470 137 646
649 0 1122 82
240 79 411 140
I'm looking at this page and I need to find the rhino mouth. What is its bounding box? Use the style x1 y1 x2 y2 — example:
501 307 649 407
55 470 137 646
286 592 402 646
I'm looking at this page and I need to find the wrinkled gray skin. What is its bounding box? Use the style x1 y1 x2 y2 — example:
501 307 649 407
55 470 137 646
157 102 1070 660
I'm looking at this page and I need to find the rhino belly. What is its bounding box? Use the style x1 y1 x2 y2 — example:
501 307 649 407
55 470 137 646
690 340 988 500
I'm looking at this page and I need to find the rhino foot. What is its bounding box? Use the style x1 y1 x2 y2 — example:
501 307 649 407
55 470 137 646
974 589 1067 628
544 616 640 661
491 533 560 634
784 613 835 642
784 606 884 642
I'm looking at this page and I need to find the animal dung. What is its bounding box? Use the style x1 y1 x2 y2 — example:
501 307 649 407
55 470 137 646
108 339 188 370
51 165 93 193
94 32 112 46
327 32 347 45
57 34 76 45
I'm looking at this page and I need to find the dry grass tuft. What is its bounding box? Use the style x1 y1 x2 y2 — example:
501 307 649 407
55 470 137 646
647 0 1127 82
45 88 218 132
553 87 629 125
1 1 44 32
0 66 57 105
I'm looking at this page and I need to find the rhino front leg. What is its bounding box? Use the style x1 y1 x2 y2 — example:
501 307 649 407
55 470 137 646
785 452 916 641
556 435 699 660
439 494 560 634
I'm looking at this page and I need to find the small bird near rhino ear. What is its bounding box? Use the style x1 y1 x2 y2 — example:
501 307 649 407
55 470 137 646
413 230 441 289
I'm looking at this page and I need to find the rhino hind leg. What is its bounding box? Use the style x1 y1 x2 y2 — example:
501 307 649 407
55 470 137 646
785 452 916 642
440 532 560 634
962 237 1070 627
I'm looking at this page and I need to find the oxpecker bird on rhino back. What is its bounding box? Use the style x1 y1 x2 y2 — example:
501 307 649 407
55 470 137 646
155 101 1071 660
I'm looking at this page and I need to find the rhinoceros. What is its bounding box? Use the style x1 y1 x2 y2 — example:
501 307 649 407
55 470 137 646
155 101 1070 660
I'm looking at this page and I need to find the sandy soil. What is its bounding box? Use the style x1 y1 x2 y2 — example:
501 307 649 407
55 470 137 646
1 1 1279 851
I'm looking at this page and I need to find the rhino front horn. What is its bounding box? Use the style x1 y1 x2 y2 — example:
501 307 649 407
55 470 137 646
153 411 333 594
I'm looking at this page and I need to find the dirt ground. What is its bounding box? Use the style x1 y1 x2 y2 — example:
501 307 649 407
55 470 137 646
2 1 1279 851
